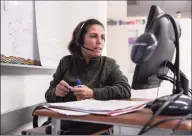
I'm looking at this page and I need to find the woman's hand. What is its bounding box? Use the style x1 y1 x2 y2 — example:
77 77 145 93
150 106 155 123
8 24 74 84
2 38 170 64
55 80 70 97
72 85 94 100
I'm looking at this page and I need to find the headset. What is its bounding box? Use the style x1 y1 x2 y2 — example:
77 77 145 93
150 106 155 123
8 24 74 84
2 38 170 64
75 20 94 52
131 13 181 65
131 12 182 96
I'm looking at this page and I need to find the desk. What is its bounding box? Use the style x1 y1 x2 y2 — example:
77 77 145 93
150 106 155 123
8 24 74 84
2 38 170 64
34 98 192 135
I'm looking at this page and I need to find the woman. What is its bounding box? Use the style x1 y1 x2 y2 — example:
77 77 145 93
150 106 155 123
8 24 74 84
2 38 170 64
44 18 131 134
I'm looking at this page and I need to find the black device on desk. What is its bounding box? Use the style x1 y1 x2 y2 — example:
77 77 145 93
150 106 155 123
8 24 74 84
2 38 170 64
131 5 192 116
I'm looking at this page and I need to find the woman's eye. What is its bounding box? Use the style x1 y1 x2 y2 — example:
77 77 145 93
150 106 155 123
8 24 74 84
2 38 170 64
89 35 105 41
90 35 96 38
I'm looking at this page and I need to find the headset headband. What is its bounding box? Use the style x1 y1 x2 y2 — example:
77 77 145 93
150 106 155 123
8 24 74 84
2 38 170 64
76 21 87 43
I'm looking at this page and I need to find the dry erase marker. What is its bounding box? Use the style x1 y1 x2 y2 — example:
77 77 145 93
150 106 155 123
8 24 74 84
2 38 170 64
76 79 81 87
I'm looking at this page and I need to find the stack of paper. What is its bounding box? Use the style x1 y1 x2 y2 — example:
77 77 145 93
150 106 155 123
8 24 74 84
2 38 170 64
43 106 90 116
45 99 149 116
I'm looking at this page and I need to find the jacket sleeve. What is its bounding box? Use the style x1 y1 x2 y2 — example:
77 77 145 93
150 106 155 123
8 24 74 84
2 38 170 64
92 59 131 100
45 57 68 103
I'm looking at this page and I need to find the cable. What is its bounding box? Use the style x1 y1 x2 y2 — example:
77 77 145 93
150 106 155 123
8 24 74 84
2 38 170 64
145 85 161 108
139 114 192 135
158 75 175 84
143 115 191 134
147 13 180 92
188 88 192 94
138 89 183 135
171 113 192 135
138 12 185 135
156 86 159 99
147 87 160 107
146 76 174 108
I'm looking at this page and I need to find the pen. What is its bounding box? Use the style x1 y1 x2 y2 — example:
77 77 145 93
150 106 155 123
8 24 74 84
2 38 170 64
68 79 81 92
76 79 81 87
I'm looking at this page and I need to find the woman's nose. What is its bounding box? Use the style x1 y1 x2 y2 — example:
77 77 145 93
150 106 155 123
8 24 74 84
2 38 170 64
96 37 102 44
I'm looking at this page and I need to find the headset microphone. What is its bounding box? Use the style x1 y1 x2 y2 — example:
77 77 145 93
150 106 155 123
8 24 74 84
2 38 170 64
75 20 103 53
74 41 94 52
75 20 99 52
81 45 95 52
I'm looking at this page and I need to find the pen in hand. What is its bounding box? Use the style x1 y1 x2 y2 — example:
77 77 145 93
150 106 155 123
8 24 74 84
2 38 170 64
73 79 93 100
76 79 81 88
68 79 81 92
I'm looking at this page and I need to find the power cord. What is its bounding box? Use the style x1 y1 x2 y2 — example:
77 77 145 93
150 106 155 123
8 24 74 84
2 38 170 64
158 75 191 95
145 75 174 108
171 113 192 135
156 86 160 99
188 88 192 95
138 113 192 135
158 75 175 84
145 86 160 108
138 89 183 135
146 75 174 108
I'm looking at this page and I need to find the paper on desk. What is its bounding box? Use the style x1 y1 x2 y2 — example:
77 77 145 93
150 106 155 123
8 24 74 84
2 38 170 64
106 104 146 116
43 106 90 116
84 104 146 116
48 99 148 112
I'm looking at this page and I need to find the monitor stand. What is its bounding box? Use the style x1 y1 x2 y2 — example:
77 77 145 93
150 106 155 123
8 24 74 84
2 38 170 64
149 61 192 116
148 94 192 116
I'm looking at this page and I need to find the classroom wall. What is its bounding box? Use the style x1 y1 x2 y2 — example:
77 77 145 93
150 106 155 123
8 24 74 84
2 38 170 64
1 1 107 114
107 1 191 98
59 1 107 56
1 1 107 134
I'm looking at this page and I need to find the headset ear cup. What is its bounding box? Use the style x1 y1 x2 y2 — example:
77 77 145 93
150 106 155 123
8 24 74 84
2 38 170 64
131 32 158 64
76 21 86 48
73 41 82 57
75 34 80 47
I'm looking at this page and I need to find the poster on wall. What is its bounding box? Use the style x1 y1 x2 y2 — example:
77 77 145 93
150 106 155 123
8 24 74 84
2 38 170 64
128 37 137 46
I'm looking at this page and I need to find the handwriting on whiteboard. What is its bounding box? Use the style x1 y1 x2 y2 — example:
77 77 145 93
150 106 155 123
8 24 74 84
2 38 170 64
1 1 35 60
8 17 31 54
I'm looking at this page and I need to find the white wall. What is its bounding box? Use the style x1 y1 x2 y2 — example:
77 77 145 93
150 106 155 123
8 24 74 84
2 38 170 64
178 18 191 88
60 1 107 56
107 1 191 98
1 1 107 114
107 1 127 19
107 17 147 76
1 75 52 114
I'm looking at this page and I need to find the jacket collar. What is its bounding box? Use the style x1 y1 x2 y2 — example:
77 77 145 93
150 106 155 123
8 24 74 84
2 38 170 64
75 55 101 69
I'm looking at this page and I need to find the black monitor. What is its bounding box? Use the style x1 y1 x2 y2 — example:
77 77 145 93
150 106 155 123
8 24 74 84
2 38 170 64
130 6 191 133
131 5 176 90
130 5 192 118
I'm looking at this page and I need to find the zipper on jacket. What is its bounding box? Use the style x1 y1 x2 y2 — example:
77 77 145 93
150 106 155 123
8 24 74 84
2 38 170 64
82 67 87 81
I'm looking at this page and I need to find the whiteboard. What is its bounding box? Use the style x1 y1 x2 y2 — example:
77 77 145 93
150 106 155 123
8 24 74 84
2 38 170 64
35 1 62 68
1 1 40 65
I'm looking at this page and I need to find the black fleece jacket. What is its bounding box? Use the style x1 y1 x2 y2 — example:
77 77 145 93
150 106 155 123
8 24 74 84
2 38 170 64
45 55 131 102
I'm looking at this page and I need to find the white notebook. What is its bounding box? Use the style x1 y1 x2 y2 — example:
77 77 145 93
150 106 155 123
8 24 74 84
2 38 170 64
48 99 148 112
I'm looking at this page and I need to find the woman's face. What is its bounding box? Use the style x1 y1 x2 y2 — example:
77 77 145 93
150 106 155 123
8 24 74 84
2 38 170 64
82 24 105 58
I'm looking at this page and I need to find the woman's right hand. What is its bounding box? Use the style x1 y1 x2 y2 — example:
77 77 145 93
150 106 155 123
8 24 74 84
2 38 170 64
55 80 70 97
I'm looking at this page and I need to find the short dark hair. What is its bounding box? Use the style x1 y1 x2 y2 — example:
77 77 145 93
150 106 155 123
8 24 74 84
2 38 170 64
68 19 104 57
